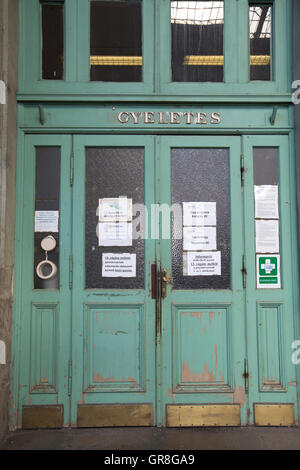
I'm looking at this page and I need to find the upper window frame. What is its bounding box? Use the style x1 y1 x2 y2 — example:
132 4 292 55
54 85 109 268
18 0 293 102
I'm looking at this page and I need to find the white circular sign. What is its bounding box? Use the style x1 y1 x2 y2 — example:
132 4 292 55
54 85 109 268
41 235 56 252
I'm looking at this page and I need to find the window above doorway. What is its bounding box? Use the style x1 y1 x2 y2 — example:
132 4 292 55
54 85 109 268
18 0 292 102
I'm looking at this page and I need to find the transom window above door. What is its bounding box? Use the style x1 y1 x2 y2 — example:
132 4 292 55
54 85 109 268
90 0 143 82
171 1 224 82
19 0 291 99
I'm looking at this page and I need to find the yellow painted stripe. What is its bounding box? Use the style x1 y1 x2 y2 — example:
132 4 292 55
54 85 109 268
184 55 224 66
250 55 270 66
90 56 143 66
183 55 270 66
90 55 270 67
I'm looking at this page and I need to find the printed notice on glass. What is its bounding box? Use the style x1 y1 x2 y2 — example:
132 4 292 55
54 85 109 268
99 197 132 222
255 219 279 253
102 253 136 277
184 251 221 276
254 186 279 219
183 226 217 251
98 222 132 246
35 211 59 232
183 202 216 226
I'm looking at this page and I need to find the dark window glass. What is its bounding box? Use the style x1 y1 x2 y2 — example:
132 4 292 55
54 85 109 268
42 3 64 80
171 1 224 82
85 147 144 289
34 147 60 288
249 4 272 81
253 148 280 289
253 147 278 185
172 148 230 289
90 0 142 82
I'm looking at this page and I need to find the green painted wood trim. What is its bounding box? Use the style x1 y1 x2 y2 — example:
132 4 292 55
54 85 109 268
65 0 77 82
16 93 294 104
17 103 293 134
18 0 293 99
288 127 300 425
10 128 26 430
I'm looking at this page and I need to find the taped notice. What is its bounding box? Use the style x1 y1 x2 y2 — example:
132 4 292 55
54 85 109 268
98 222 132 246
257 255 281 289
184 251 221 276
255 219 279 254
35 211 59 232
99 197 132 222
254 185 279 219
183 202 216 226
183 226 217 251
102 253 136 277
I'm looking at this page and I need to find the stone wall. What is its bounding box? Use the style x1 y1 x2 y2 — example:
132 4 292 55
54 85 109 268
0 0 18 443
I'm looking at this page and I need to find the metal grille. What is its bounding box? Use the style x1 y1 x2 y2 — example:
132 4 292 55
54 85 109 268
171 1 224 25
249 5 271 39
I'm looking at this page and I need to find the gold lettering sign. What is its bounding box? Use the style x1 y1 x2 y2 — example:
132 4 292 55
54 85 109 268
117 111 221 125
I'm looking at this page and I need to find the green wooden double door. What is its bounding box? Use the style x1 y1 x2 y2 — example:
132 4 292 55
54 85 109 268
14 133 299 428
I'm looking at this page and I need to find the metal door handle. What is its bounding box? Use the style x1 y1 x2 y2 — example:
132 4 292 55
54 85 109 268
161 269 173 299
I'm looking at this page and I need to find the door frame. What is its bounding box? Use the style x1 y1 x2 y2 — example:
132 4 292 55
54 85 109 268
10 130 300 429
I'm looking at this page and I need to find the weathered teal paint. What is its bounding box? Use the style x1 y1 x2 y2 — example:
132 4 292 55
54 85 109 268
12 135 72 427
12 131 299 426
10 0 300 428
243 134 299 423
71 135 156 425
157 136 246 425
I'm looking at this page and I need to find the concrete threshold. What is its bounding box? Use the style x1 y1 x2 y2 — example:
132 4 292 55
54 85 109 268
2 427 300 450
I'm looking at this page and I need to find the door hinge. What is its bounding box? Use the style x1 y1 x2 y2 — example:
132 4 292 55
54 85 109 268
240 154 245 186
68 360 72 396
242 255 247 288
69 255 73 289
242 358 249 393
70 150 74 186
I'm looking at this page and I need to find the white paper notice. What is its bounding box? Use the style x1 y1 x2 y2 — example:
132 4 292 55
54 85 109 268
183 202 216 226
102 253 136 277
183 226 217 251
254 185 279 219
98 222 132 246
184 251 221 276
35 211 59 232
99 197 132 222
255 219 279 253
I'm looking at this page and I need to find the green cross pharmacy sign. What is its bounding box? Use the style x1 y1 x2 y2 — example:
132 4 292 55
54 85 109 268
257 255 281 289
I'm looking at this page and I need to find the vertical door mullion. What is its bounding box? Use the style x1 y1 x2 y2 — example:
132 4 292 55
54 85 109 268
156 136 172 426
70 135 85 426
236 0 250 84
224 0 239 83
